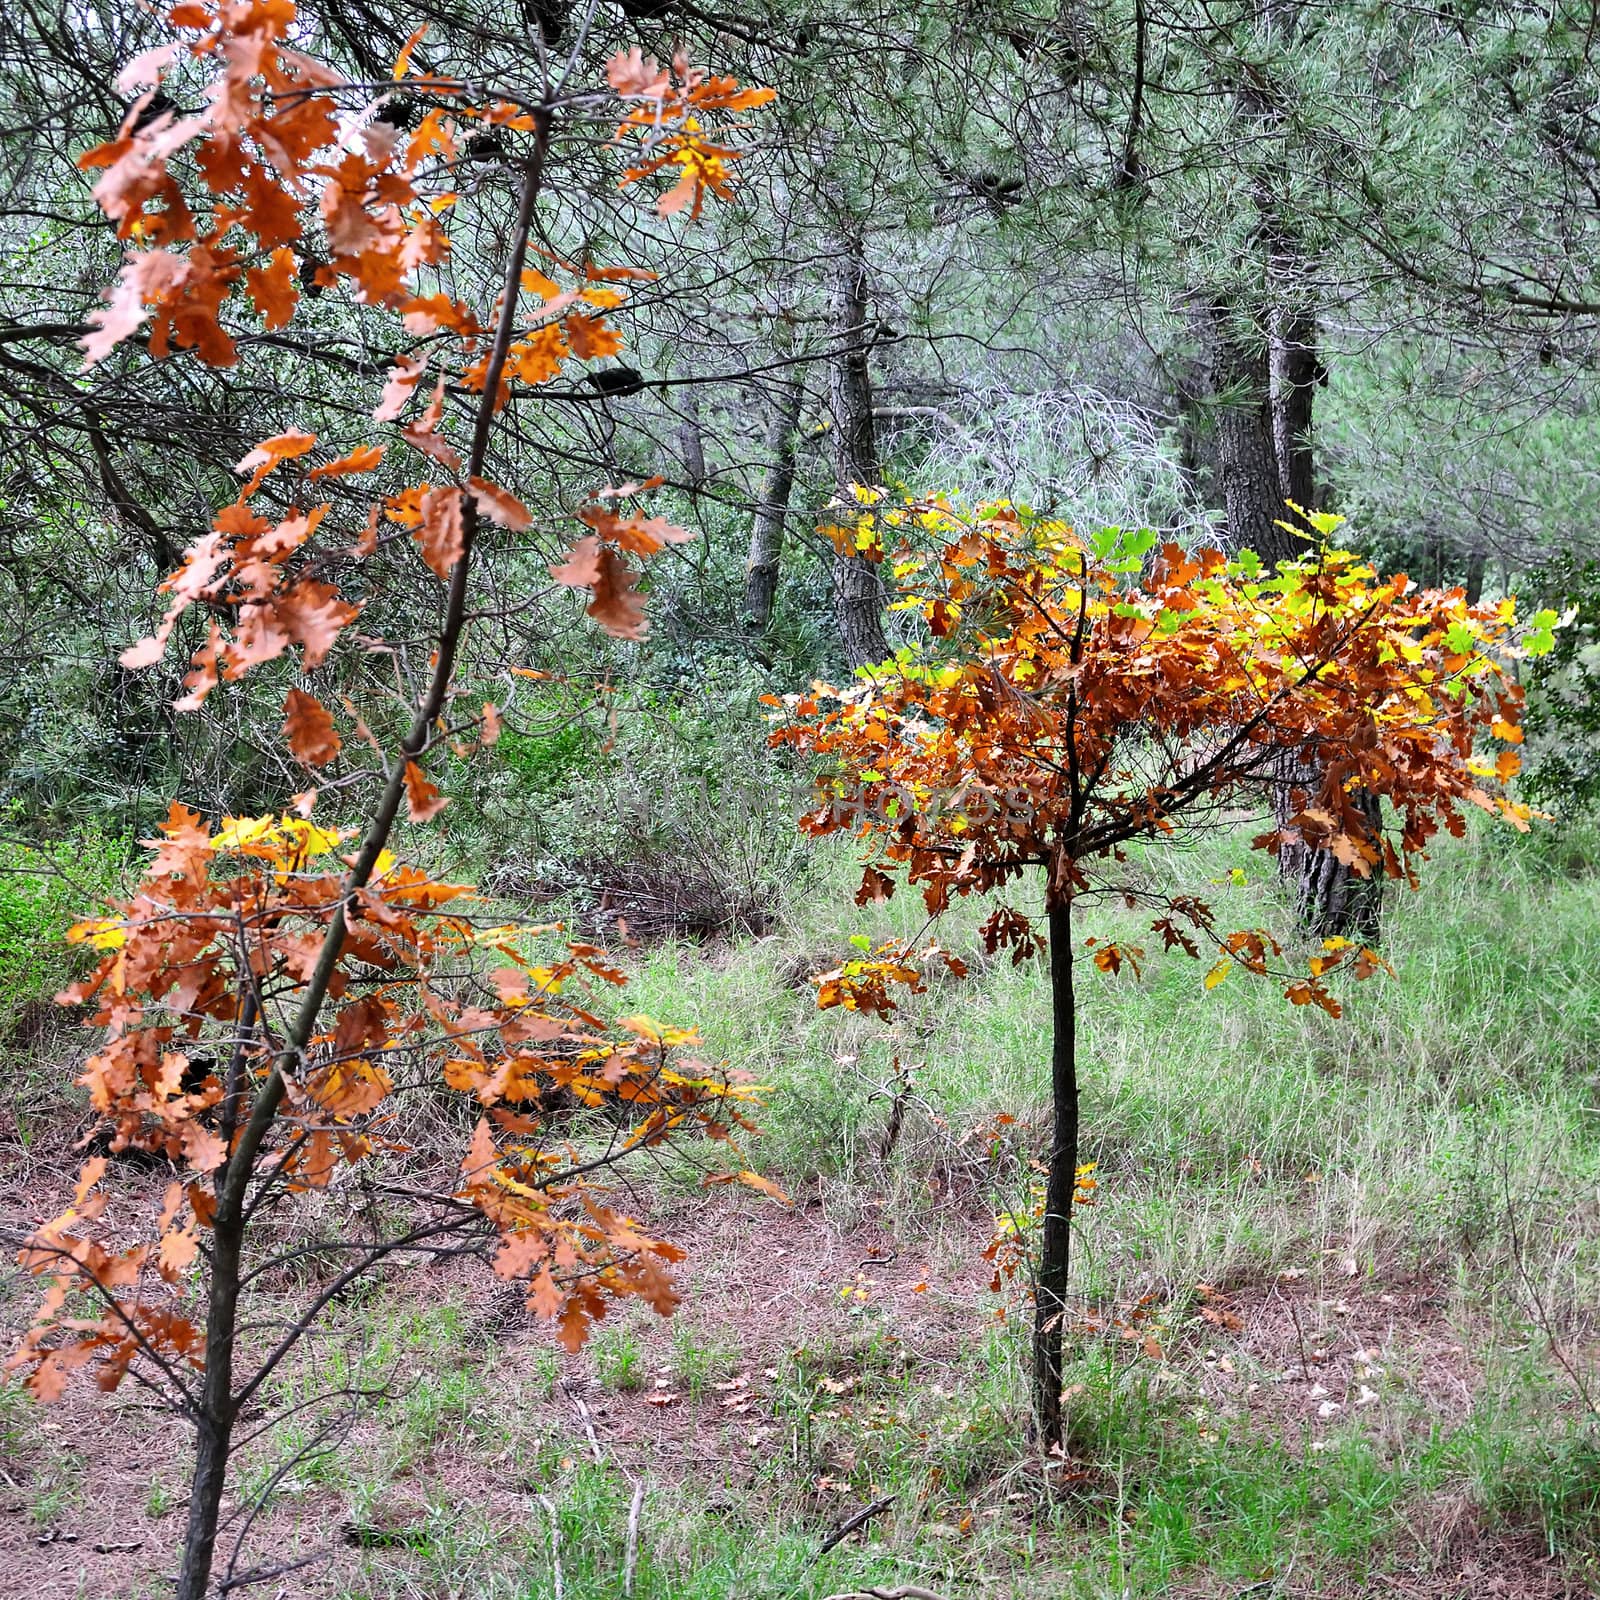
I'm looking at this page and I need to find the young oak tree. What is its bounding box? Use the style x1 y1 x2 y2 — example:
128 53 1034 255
6 6 775 1597
769 494 1548 1450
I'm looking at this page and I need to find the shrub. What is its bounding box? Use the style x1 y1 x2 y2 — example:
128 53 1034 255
0 817 125 1039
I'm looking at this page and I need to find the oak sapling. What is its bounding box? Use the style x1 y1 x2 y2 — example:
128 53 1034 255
770 492 1547 1450
6 7 776 1599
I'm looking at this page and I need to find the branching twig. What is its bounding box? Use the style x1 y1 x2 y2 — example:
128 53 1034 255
816 1494 896 1558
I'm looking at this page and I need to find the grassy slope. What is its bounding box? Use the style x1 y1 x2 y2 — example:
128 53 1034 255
2 817 1598 1597
618 816 1600 1594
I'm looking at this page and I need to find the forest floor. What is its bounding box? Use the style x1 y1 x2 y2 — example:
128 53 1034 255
2 821 1599 1598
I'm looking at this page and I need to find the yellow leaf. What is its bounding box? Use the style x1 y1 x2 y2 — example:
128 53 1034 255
735 1170 790 1205
67 918 125 950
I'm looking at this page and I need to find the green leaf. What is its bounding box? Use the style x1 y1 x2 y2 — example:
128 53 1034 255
1089 526 1122 560
1525 607 1560 657
1123 527 1157 562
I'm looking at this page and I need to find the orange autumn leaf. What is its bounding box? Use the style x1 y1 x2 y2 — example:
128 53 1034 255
402 421 462 473
282 688 341 766
308 444 385 481
587 548 648 637
703 1170 791 1206
392 23 427 78
556 1299 592 1353
549 533 602 589
506 324 569 385
468 476 533 531
528 1266 563 1320
159 1229 200 1274
373 354 427 422
236 430 316 495
403 760 449 822
245 246 298 329
183 1123 227 1173
415 485 465 580
564 310 623 361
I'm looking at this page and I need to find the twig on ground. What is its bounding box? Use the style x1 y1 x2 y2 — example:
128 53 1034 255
816 1494 896 1558
538 1493 564 1600
819 1587 950 1600
561 1379 606 1464
1288 1298 1313 1379
623 1478 645 1598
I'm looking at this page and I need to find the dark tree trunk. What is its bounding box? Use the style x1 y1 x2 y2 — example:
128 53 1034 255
744 378 803 634
1170 315 1214 499
175 1191 245 1600
1272 753 1384 943
1209 308 1382 940
1208 304 1298 566
1464 549 1487 604
1274 310 1317 513
827 241 889 669
1032 899 1079 1452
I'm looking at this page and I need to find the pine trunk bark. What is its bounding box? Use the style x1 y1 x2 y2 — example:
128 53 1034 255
827 242 889 669
1464 550 1487 604
1274 310 1317 513
1272 752 1383 942
1208 304 1298 566
676 390 707 490
1032 900 1079 1452
744 378 803 634
1210 307 1383 940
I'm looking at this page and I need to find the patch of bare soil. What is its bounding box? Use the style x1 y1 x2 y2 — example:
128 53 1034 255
1171 1267 1482 1438
0 1153 1592 1598
0 1172 994 1598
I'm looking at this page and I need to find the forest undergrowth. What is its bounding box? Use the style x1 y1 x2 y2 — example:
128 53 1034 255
2 808 1598 1599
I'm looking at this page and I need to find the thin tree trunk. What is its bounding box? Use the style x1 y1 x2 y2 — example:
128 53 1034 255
169 124 553 1600
676 390 707 489
744 377 802 633
1032 899 1079 1451
827 241 889 668
174 1200 244 1600
1274 309 1317 512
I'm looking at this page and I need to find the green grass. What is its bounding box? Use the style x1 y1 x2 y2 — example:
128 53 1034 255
671 1321 742 1401
7 812 1600 1596
624 812 1600 1306
0 818 126 1029
591 1323 646 1392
